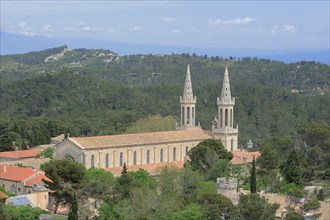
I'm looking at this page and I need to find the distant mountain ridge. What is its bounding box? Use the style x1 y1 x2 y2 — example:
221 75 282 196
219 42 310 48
1 31 329 64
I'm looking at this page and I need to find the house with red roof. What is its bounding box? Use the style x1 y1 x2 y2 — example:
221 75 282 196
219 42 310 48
0 164 51 196
0 149 43 162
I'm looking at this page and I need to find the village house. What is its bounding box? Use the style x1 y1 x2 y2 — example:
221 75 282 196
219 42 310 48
0 164 50 195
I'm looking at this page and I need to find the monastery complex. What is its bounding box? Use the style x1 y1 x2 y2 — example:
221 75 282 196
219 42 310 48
54 65 239 170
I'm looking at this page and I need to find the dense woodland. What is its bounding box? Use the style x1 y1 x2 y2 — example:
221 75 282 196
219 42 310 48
0 46 329 219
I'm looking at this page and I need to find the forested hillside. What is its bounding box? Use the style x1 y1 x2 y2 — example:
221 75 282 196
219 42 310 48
0 46 329 150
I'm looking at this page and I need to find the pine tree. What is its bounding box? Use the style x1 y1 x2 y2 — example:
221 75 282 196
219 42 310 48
250 157 257 193
121 162 128 175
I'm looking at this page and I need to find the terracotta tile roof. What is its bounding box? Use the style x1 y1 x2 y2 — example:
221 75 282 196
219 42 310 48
0 149 43 159
0 165 39 182
25 174 51 187
231 150 261 165
106 161 184 176
0 191 9 199
69 127 212 149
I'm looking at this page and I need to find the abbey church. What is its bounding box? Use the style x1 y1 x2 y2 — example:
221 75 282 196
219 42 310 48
54 66 239 170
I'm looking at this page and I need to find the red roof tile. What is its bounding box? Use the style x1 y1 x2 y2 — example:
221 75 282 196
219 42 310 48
0 165 39 182
69 127 212 149
0 149 43 159
0 191 9 199
231 150 261 165
25 174 51 187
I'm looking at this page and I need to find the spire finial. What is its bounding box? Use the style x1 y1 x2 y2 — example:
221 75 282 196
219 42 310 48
221 66 231 103
182 64 194 100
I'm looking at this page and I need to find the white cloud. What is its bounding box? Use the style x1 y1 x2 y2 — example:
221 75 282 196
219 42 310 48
82 26 91 31
208 17 257 25
173 29 181 33
18 22 28 27
160 17 178 22
130 25 143 31
271 24 297 35
42 24 53 32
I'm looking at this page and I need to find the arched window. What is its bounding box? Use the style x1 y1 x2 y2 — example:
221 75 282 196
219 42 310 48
220 109 223 127
82 153 86 166
231 139 234 151
182 107 185 125
160 149 163 162
146 150 150 164
119 152 123 166
173 147 176 161
185 146 189 156
133 151 137 165
10 184 16 194
225 109 228 127
187 107 190 124
230 109 233 127
192 107 195 125
91 155 95 168
105 153 109 168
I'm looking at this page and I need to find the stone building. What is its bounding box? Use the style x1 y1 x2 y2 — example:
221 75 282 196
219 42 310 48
54 65 239 170
0 164 51 195
212 66 238 151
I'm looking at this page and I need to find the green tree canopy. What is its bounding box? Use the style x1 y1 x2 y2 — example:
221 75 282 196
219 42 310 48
238 193 279 220
188 139 233 175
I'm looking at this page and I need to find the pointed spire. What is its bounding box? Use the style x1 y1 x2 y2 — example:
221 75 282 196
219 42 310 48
182 64 194 100
220 66 232 103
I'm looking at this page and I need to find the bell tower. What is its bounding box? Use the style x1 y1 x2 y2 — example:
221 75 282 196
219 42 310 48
212 66 238 151
177 64 197 130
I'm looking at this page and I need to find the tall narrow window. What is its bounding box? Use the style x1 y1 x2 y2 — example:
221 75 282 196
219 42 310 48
231 139 234 151
225 109 228 127
91 155 95 168
185 146 189 156
192 107 195 125
187 107 190 124
220 109 223 127
173 147 176 161
230 109 233 127
182 107 185 125
133 151 137 165
146 150 150 164
105 153 109 168
119 152 123 166
160 149 163 162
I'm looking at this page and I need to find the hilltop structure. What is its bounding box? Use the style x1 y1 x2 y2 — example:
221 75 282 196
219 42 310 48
54 65 238 170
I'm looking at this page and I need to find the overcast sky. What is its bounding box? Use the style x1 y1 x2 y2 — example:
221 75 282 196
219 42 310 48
1 1 329 49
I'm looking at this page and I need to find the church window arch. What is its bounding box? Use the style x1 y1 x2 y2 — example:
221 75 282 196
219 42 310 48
225 109 228 127
187 107 190 124
231 139 234 151
91 155 95 168
146 150 150 164
220 109 223 127
230 109 233 127
182 107 185 125
119 152 123 166
185 146 189 156
173 147 176 161
133 151 137 165
105 153 109 168
160 149 163 162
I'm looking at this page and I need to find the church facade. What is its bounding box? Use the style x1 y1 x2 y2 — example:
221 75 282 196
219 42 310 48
54 65 238 169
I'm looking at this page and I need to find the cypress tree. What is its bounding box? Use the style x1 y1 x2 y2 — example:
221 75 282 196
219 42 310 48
121 162 128 175
68 192 78 220
250 157 257 193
